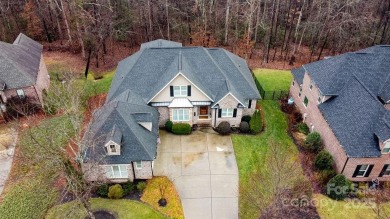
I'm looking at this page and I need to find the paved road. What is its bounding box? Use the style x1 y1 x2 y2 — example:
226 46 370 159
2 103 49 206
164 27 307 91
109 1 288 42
154 129 239 219
0 127 17 196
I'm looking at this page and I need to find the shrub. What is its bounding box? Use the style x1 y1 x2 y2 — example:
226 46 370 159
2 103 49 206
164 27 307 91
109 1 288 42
137 181 147 193
327 174 352 200
304 132 322 152
280 97 294 114
315 150 334 170
165 120 173 132
108 184 124 199
239 121 250 133
123 182 135 195
96 184 109 197
241 115 251 123
319 169 337 184
296 123 309 135
172 123 192 135
250 109 262 134
216 121 231 135
290 112 303 125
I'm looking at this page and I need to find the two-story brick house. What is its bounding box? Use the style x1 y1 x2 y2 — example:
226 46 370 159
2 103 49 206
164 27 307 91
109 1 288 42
82 39 260 182
290 45 390 182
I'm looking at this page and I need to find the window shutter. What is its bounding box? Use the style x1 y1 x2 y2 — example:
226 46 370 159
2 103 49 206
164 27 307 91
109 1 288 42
248 100 252 109
218 109 222 118
187 85 191 96
352 165 362 178
170 86 174 97
379 164 389 177
233 109 237 117
364 165 374 177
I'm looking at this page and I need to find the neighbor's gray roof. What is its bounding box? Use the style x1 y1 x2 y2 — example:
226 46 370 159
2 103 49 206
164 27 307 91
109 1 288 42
107 41 260 106
299 45 390 158
83 91 158 164
140 39 182 49
0 33 43 89
291 67 305 85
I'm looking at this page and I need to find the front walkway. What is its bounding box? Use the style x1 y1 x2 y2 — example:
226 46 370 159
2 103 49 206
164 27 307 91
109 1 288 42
154 129 238 219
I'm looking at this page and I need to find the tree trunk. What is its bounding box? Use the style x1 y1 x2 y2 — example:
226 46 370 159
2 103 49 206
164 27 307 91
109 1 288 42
165 0 170 40
224 0 231 45
84 48 92 78
59 0 72 43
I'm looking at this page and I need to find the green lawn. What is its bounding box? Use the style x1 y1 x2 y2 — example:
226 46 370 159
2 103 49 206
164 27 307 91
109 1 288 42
253 68 292 91
46 198 166 219
314 194 390 219
232 100 302 219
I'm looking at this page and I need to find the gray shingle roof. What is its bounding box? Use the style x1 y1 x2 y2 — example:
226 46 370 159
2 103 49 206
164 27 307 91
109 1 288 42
291 67 305 85
83 90 158 164
107 45 260 106
301 45 390 158
0 33 42 89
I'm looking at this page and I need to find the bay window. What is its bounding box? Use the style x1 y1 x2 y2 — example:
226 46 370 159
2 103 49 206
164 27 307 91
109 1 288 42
105 165 128 178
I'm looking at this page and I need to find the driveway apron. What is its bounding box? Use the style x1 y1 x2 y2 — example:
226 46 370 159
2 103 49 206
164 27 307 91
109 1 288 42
154 129 239 219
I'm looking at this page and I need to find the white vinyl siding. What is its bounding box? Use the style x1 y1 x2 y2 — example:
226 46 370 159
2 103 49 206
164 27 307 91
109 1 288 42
221 108 233 117
172 109 190 121
105 165 128 178
174 85 187 97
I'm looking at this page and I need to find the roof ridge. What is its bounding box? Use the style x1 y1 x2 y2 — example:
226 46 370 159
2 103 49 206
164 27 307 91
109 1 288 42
201 47 231 93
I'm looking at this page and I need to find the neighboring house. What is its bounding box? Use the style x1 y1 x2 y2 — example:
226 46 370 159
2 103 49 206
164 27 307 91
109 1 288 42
290 45 390 182
0 33 50 112
82 39 260 182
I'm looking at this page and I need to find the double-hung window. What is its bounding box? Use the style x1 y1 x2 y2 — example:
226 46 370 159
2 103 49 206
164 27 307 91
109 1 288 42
172 109 190 121
221 108 233 117
174 86 187 97
355 165 370 177
105 165 128 178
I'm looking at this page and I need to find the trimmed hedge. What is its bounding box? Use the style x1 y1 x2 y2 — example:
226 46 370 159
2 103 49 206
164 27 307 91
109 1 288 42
249 109 262 134
315 150 334 170
239 121 250 133
304 132 322 152
137 181 147 193
216 121 231 135
108 184 124 199
165 120 173 132
327 174 352 200
296 123 309 135
172 123 192 135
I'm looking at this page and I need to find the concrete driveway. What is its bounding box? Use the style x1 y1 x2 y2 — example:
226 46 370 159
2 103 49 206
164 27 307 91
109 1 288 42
154 129 238 219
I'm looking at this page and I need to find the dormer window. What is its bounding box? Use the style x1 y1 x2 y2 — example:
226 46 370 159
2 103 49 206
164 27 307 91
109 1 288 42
383 142 390 154
109 144 116 153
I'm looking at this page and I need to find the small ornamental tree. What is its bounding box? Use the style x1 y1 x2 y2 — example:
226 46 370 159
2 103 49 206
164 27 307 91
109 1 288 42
315 150 334 170
327 174 352 200
304 132 322 152
108 184 124 199
250 109 262 134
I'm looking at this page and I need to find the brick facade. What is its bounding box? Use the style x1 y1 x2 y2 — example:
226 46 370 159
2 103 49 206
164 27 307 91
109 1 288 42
290 72 390 181
132 161 153 179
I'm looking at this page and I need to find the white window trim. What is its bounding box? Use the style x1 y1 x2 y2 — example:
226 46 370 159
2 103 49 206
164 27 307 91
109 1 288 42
356 165 370 177
135 161 142 169
16 89 25 99
105 165 128 179
221 108 234 118
172 109 190 121
173 85 187 97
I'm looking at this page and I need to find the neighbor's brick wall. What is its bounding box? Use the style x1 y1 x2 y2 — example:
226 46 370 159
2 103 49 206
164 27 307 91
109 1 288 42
4 86 40 104
290 74 348 174
133 161 153 179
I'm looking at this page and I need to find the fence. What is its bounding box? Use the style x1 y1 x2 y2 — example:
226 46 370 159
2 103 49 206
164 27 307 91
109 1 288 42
253 75 289 100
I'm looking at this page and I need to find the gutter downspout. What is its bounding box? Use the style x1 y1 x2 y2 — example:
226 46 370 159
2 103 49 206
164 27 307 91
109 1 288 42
341 156 349 174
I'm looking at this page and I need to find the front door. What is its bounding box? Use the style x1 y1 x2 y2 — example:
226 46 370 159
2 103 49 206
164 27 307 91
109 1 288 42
199 106 208 119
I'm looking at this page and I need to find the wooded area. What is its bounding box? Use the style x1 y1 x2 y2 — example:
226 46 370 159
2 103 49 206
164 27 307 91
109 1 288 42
0 0 389 68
